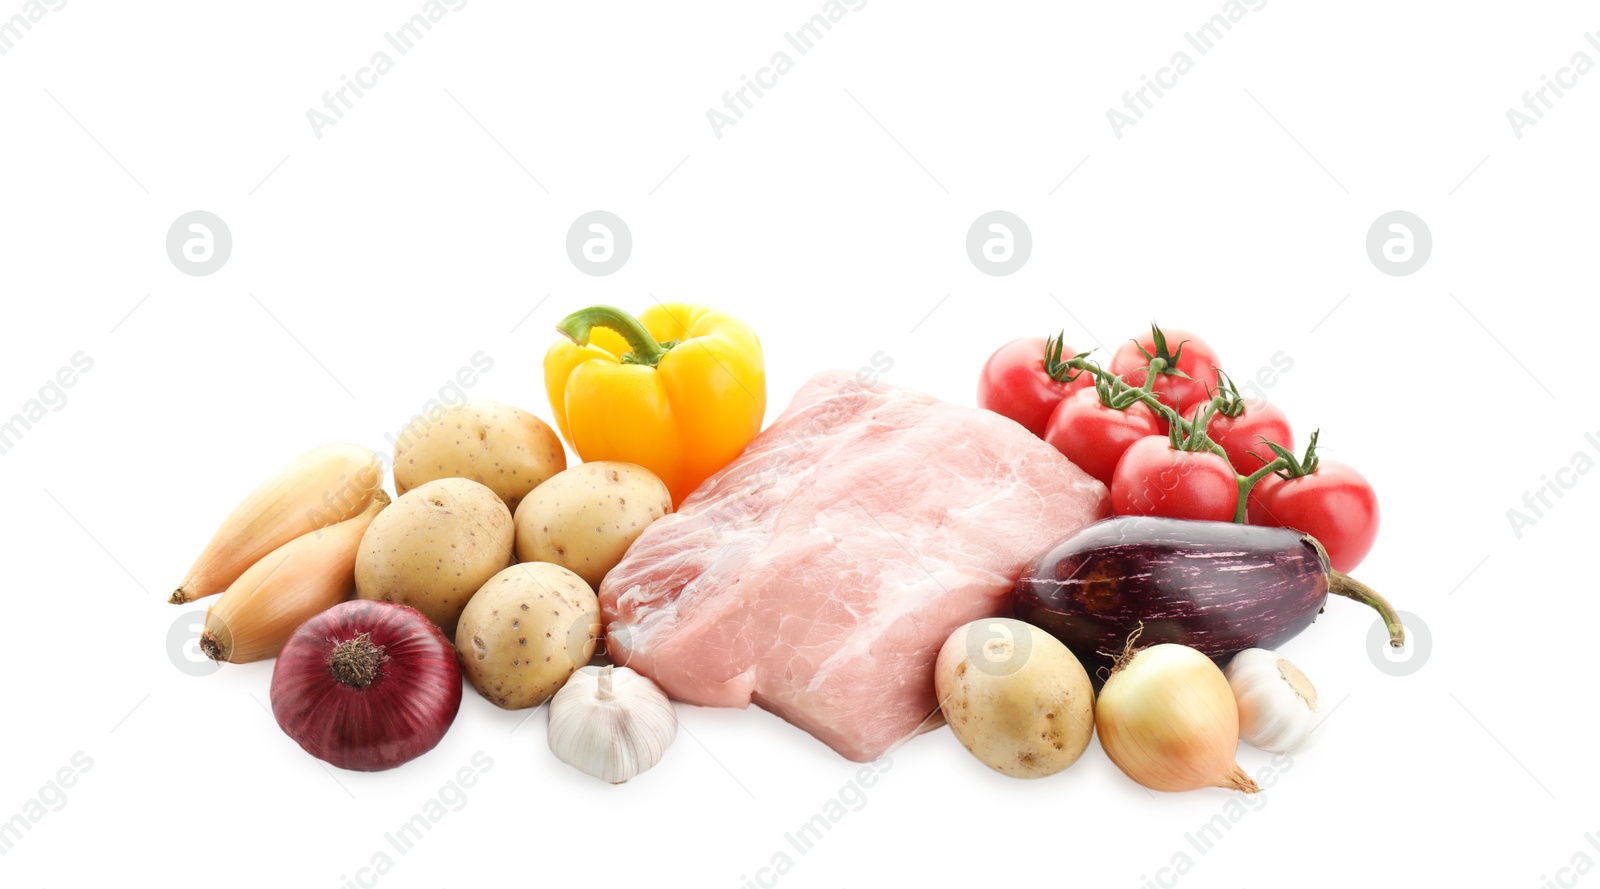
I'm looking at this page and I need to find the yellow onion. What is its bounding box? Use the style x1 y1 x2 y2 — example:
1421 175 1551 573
1096 642 1258 793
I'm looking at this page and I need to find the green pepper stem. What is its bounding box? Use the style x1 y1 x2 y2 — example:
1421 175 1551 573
556 305 669 367
1328 569 1407 648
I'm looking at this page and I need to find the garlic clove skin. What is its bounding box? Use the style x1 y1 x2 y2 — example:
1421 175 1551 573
1225 648 1325 756
548 665 677 783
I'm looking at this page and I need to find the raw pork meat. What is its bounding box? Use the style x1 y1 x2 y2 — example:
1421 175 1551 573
598 370 1110 761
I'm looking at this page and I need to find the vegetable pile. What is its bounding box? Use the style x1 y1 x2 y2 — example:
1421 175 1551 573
937 322 1408 793
170 302 750 780
164 306 1406 798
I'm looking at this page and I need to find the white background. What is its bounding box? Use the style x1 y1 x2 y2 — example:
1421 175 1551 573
1 2 1593 886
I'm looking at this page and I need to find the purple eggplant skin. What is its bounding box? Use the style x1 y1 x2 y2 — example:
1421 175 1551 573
1013 516 1339 672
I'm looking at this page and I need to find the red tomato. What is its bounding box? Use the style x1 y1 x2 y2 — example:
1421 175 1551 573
1109 328 1222 415
1248 462 1379 573
977 337 1091 438
1044 388 1164 487
1207 402 1293 473
1111 436 1238 521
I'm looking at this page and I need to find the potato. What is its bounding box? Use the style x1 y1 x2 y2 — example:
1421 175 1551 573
355 477 513 637
393 400 566 514
456 563 599 709
934 618 1095 778
513 461 671 589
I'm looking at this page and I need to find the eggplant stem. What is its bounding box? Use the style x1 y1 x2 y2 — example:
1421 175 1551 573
1301 534 1406 648
1327 570 1406 648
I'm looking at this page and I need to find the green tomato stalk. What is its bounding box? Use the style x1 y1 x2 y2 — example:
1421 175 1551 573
1055 346 1287 523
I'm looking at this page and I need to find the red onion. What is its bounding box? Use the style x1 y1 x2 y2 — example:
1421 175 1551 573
271 599 462 771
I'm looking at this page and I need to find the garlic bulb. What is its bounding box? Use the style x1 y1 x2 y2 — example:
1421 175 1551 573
1225 648 1325 755
548 665 676 783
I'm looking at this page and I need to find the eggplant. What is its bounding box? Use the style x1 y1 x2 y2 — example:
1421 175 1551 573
1012 516 1403 672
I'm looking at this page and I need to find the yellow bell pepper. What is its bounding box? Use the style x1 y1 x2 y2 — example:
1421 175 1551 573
544 303 766 506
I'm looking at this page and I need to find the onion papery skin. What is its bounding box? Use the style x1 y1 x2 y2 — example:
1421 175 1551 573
271 600 463 772
1097 644 1257 793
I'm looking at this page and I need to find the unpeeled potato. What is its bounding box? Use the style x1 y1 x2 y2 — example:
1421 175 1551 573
934 617 1095 778
355 477 513 637
513 462 671 589
456 562 599 709
393 400 565 514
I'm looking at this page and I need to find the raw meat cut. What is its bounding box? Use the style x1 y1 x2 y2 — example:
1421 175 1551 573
598 370 1111 761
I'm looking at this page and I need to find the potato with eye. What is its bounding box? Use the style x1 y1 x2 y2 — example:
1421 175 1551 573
355 477 514 637
456 562 599 709
513 462 672 589
393 400 566 514
934 618 1095 779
